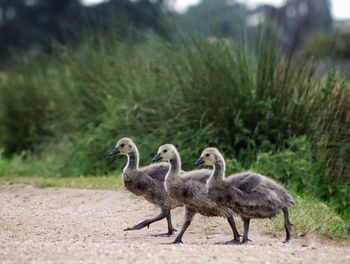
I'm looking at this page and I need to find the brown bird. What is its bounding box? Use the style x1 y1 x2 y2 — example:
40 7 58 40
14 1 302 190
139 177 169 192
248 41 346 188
195 147 294 244
109 138 182 236
153 144 240 244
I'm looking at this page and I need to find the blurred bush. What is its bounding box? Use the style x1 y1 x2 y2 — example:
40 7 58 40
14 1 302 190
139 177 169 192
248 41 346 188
306 31 350 60
253 137 349 220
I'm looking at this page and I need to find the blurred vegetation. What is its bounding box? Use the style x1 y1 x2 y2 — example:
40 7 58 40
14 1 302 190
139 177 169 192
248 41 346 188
258 194 348 240
0 0 168 62
177 0 248 38
252 137 350 221
0 31 349 223
0 174 123 189
306 31 350 60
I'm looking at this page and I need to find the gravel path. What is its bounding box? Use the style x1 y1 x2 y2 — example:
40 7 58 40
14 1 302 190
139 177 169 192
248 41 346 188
0 183 349 264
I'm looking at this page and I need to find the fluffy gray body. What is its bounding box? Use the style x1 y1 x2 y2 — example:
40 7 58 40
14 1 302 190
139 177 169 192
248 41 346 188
111 138 182 236
123 154 182 210
165 160 233 218
207 170 294 219
202 148 293 243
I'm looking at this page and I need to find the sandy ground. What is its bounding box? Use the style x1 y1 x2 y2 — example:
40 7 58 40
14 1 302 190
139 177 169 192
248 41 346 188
0 183 349 264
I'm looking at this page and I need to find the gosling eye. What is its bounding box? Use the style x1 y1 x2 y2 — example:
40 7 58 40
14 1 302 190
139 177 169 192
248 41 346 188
163 149 168 153
205 153 210 157
120 144 125 147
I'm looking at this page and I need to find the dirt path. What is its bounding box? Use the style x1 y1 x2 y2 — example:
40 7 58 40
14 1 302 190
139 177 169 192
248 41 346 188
0 183 349 264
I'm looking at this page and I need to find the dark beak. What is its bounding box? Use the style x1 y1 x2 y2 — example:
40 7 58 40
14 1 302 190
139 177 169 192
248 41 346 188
194 157 205 166
152 153 163 162
109 147 120 156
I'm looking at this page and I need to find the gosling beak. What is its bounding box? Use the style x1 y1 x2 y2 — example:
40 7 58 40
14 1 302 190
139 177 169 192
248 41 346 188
152 153 163 162
194 157 205 166
109 147 120 156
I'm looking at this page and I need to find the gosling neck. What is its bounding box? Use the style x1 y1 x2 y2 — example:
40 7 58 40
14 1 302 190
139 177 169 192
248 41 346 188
167 151 182 179
210 155 226 184
125 146 139 172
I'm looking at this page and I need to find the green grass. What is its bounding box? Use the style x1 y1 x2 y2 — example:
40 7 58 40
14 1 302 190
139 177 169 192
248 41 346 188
257 195 349 241
0 175 123 189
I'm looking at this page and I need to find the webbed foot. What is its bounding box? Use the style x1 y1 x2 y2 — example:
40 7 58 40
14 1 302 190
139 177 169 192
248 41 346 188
124 227 137 231
170 239 183 244
152 230 176 237
283 238 291 243
215 237 240 245
239 238 252 244
124 222 149 231
221 238 241 245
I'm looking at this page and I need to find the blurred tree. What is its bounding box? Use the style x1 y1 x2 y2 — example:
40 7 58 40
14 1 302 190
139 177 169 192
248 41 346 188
0 0 167 61
0 0 78 57
306 31 350 60
175 0 333 56
177 0 249 39
262 0 333 57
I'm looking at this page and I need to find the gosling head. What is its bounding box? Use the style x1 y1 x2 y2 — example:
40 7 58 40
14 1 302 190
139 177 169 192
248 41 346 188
194 147 222 166
152 144 177 162
109 137 136 156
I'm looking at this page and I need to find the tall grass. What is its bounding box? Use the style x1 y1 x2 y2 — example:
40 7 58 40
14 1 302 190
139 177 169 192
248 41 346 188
0 32 349 218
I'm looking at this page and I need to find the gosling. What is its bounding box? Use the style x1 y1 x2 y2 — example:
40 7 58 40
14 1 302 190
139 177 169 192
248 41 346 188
109 138 182 236
195 148 294 244
153 144 241 244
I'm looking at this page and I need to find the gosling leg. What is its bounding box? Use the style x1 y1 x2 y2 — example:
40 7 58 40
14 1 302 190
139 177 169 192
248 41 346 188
171 209 195 244
222 216 241 244
152 212 177 237
166 212 177 234
283 208 292 243
240 218 251 244
124 211 166 231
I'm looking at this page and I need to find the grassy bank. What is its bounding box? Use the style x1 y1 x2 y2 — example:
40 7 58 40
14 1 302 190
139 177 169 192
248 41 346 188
258 194 348 241
0 32 349 221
